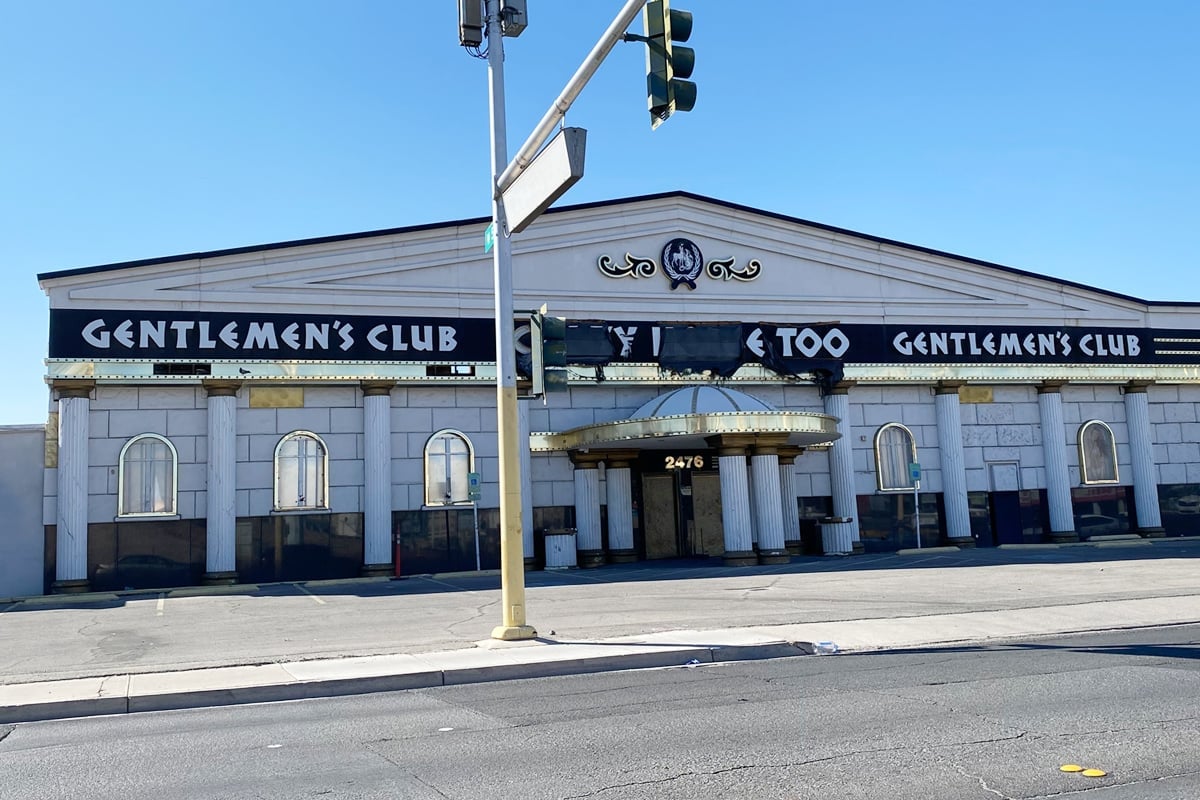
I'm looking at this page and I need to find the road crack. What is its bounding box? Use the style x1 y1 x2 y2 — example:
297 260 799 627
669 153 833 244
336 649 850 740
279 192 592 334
953 763 1015 799
362 740 453 798
561 733 1031 798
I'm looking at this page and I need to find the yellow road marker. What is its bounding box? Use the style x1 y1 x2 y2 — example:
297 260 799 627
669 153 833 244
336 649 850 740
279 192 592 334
1060 765 1083 773
1082 768 1107 777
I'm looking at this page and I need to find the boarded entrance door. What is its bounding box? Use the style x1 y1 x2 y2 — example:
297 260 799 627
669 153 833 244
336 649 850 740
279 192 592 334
640 470 725 559
691 472 724 557
642 474 680 559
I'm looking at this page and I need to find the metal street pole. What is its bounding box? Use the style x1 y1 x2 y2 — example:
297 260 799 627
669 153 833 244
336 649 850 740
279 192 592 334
486 0 536 641
496 0 645 194
914 483 922 549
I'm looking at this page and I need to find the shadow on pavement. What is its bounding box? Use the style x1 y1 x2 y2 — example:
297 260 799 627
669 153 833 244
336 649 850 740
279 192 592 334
5 539 1199 612
860 639 1200 661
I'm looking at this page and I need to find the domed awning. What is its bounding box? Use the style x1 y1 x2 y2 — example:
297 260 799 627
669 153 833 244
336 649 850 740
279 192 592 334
530 385 841 452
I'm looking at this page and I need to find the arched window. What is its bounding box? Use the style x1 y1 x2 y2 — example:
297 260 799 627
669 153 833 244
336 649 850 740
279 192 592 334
425 429 474 506
118 433 178 517
1079 420 1118 484
274 431 328 511
874 423 917 491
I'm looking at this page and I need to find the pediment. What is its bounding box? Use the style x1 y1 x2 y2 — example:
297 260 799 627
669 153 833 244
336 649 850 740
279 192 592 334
40 192 1168 329
497 195 1155 328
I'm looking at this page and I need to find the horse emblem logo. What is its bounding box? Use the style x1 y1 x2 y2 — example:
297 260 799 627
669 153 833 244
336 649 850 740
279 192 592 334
661 238 704 290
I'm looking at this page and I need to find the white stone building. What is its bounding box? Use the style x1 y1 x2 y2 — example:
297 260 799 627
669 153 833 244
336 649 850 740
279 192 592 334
32 192 1200 594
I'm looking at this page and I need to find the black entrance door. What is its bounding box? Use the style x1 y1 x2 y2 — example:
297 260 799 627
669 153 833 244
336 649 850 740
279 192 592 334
991 491 1023 545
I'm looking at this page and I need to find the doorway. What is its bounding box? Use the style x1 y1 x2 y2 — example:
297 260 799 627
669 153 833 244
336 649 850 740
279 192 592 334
640 468 724 559
988 460 1024 545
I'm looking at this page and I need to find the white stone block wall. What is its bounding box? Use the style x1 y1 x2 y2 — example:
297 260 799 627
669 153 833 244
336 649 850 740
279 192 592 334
746 385 785 408
847 386 939 496
387 386 500 511
778 384 811 409
82 386 206 524
1151 385 1200 484
612 387 660 419
547 406 599 433
809 468 833 497
551 478 577 507
530 453 572 508
581 386 620 413
231 385 366 518
58 379 1200 537
1062 385 1129 486
960 386 1040 492
793 449 831 498
43 467 58 526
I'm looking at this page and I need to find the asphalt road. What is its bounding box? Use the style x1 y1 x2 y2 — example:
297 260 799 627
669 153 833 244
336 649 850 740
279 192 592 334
3 623 1198 800
3 542 1199 686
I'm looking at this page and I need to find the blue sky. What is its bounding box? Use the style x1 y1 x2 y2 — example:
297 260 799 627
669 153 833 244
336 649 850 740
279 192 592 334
2 2 1197 424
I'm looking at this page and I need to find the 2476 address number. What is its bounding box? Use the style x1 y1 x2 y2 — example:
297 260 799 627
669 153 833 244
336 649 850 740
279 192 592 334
664 455 705 470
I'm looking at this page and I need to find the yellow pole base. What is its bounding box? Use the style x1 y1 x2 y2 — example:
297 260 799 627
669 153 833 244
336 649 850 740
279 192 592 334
491 625 539 641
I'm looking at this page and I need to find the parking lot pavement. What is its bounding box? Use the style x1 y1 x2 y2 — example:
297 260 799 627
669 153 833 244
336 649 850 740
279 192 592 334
1 538 1197 689
1 538 1198 722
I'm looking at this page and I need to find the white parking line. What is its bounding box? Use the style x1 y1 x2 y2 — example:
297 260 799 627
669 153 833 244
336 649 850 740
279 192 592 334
296 584 327 605
156 593 165 616
416 576 477 592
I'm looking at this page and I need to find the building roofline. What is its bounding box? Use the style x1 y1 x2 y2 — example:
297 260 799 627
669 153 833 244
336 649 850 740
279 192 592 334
35 190 1195 307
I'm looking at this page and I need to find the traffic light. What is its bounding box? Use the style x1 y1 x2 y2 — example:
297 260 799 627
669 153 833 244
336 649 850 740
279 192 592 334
457 0 482 47
536 309 570 394
643 0 696 129
520 308 569 398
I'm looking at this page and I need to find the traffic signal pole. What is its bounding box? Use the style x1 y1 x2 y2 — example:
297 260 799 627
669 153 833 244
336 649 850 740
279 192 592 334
478 0 690 641
483 0 641 642
485 0 536 641
496 0 645 194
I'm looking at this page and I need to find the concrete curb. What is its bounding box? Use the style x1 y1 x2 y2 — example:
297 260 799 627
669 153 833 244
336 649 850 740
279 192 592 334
995 536 1200 550
5 593 1200 725
0 642 796 724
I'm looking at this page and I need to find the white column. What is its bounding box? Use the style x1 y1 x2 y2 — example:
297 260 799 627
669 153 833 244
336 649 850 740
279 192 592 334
779 449 802 554
54 382 92 591
1124 383 1163 535
572 457 604 567
1039 384 1076 540
204 381 240 582
604 452 637 562
713 437 756 565
752 443 789 564
362 381 395 573
746 459 759 547
823 387 859 554
935 384 972 544
519 398 535 566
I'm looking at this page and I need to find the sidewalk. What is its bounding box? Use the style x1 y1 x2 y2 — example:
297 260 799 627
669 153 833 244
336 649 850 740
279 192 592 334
3 539 1199 724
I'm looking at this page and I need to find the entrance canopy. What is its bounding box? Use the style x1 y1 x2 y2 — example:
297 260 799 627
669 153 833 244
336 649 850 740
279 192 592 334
530 385 840 452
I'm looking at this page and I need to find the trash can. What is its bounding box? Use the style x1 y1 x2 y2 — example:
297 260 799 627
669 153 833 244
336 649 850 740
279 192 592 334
820 516 854 555
542 528 578 569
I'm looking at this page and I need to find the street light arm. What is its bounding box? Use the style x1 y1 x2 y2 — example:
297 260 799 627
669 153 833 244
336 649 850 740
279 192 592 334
496 0 645 196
